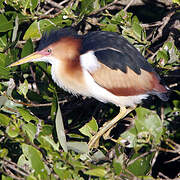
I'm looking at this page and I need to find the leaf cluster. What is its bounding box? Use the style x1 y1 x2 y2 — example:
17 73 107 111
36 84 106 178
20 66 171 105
0 0 180 179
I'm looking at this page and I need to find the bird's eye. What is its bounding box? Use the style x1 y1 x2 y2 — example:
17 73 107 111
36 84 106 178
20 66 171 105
47 48 52 53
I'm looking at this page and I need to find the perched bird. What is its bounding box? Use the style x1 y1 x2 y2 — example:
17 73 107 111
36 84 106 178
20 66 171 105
9 28 168 149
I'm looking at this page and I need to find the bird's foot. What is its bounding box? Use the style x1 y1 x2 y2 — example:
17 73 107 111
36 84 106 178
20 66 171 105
102 123 117 140
88 106 136 150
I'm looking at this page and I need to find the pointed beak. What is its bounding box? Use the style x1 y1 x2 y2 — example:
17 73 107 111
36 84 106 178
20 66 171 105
8 52 43 67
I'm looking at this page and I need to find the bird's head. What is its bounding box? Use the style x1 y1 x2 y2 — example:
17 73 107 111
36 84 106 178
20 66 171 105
8 28 82 67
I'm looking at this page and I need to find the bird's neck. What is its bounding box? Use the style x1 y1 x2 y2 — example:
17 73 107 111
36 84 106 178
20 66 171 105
50 58 87 96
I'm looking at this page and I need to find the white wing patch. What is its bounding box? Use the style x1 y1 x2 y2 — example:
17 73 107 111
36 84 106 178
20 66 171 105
80 51 100 73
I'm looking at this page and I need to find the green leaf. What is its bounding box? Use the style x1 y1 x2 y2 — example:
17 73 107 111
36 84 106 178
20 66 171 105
121 127 138 148
2 175 13 180
135 107 163 144
0 148 8 158
31 0 39 9
54 161 69 179
0 14 13 32
84 168 107 177
0 113 11 126
0 0 4 8
26 175 37 180
40 136 59 151
55 103 67 152
113 154 124 175
80 0 94 16
21 39 34 58
18 154 31 170
157 50 169 63
173 0 180 5
1 99 23 114
91 149 106 161
67 133 84 139
0 53 7 67
67 142 88 154
0 95 8 108
0 34 7 51
0 66 11 79
18 107 39 122
127 151 154 176
6 124 20 138
39 125 53 136
132 16 142 39
22 122 36 142
17 79 29 99
173 100 180 110
50 14 72 28
22 144 48 178
39 19 56 32
51 97 57 120
23 21 41 40
23 0 39 10
101 24 118 32
93 0 100 10
79 117 98 138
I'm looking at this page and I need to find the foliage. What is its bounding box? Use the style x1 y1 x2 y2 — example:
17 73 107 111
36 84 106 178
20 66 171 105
0 0 179 179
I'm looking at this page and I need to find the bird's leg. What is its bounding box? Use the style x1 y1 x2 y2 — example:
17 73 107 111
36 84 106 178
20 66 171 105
88 106 136 150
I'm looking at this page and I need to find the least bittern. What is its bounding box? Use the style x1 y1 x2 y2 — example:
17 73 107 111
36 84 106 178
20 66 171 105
9 28 168 149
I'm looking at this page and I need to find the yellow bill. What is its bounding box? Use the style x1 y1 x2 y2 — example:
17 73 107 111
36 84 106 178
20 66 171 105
8 52 43 67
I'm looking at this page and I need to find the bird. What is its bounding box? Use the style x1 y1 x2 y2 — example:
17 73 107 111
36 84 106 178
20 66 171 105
8 27 168 149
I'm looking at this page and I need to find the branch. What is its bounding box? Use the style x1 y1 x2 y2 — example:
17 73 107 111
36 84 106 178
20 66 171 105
124 0 135 12
1 158 30 177
127 149 157 166
89 0 120 16
151 11 176 44
45 0 64 9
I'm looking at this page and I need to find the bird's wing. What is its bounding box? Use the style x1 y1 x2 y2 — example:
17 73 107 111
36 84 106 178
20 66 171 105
80 31 166 96
81 31 154 75
89 62 160 96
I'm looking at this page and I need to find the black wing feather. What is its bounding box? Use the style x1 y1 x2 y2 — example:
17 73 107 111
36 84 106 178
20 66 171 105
94 49 130 73
81 31 153 74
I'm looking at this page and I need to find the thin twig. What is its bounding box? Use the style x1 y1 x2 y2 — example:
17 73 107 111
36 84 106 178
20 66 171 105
151 11 175 43
59 0 70 6
142 21 164 28
12 99 68 107
158 172 171 179
127 149 157 166
151 150 159 167
1 158 30 177
160 106 164 123
2 168 24 180
37 10 62 20
3 92 67 107
164 155 180 164
44 8 55 15
45 0 64 9
124 0 135 12
30 65 40 94
158 147 180 153
166 138 180 148
89 0 119 16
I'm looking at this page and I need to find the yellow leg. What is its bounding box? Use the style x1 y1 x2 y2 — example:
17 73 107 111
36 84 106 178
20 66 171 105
88 106 136 150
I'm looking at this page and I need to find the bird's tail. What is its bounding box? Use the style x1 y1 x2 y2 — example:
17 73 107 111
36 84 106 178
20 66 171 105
150 85 170 101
